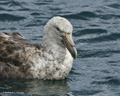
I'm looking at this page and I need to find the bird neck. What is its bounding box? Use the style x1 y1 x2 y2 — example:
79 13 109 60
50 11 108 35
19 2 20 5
43 35 65 57
42 27 63 51
42 28 66 63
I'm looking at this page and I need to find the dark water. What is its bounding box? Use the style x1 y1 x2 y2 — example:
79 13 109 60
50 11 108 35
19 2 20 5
0 0 120 96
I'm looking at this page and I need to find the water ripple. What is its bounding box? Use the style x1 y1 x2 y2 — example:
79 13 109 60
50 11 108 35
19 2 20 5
92 77 120 86
63 11 120 21
0 7 6 11
107 4 120 9
71 90 102 95
78 49 120 58
31 12 40 16
76 33 120 43
0 1 12 5
0 13 25 21
99 14 120 20
63 11 97 20
73 29 107 37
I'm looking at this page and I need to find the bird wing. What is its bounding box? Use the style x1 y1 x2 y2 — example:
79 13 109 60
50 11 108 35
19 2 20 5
0 32 42 78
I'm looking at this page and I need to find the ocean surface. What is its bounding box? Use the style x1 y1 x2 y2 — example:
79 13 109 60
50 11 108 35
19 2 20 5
0 0 120 96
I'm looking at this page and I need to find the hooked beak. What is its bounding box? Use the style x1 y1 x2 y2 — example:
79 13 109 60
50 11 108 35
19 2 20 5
62 33 77 59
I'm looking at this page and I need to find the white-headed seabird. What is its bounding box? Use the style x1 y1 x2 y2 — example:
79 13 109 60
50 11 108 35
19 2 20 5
0 16 77 80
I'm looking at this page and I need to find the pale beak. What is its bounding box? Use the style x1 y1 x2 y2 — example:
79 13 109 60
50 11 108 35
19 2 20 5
63 33 77 59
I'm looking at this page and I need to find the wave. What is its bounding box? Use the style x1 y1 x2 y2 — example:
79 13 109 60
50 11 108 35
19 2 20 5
76 33 120 43
0 13 25 21
63 11 97 20
99 14 120 20
63 11 120 21
77 49 120 58
73 29 107 37
92 76 120 86
0 1 12 5
107 4 120 9
72 90 102 95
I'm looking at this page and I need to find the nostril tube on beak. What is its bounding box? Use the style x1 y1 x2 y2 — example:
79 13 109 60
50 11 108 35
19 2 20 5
62 33 77 59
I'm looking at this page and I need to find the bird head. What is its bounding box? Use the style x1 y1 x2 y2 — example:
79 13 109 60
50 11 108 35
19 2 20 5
44 16 77 59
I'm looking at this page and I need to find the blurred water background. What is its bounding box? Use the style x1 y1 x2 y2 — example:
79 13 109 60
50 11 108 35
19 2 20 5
0 0 120 96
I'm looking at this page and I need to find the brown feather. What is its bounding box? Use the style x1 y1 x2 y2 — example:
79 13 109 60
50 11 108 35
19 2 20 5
0 32 43 78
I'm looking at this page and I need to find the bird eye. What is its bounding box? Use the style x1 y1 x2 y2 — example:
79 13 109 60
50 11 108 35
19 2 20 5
56 27 61 31
66 33 71 35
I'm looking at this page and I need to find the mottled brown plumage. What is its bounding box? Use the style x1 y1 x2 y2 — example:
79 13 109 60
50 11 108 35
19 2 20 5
0 32 42 78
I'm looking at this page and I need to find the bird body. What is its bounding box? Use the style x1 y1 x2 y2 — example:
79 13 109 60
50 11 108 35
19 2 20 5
0 17 77 80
